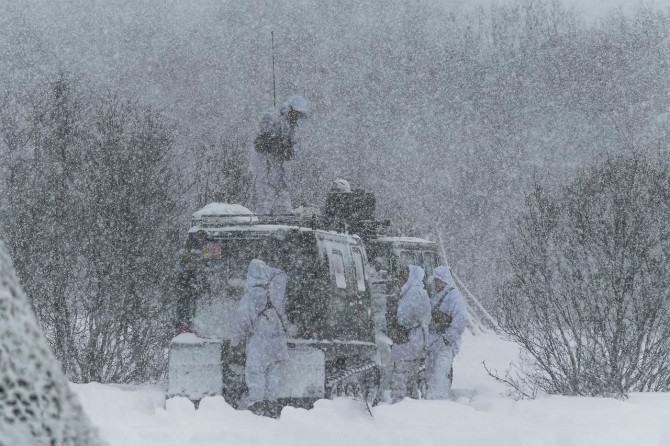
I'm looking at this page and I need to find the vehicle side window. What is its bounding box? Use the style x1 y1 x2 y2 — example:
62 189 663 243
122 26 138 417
424 251 438 274
351 248 367 292
330 249 347 289
416 252 425 270
399 250 416 268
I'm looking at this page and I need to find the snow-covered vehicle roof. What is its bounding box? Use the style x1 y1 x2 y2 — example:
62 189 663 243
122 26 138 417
188 203 367 242
191 203 258 226
192 202 255 218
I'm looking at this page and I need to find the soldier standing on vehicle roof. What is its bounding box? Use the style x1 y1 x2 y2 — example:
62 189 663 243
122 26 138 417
390 265 431 403
230 259 289 410
425 265 467 399
250 95 308 215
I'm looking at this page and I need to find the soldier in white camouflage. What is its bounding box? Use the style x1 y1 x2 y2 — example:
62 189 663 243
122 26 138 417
249 95 308 215
389 265 431 403
231 259 289 409
425 265 467 399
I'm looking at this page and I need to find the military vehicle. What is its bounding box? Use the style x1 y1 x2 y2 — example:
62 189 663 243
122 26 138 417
168 186 466 410
168 203 380 410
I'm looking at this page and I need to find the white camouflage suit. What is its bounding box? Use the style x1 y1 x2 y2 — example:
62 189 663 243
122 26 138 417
425 265 467 399
390 265 431 402
231 259 289 407
249 95 308 215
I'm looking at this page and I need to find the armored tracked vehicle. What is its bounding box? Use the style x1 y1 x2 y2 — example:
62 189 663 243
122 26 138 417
169 203 379 409
168 185 465 409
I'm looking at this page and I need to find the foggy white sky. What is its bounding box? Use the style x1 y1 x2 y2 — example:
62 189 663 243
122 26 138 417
452 0 670 21
3 0 669 302
561 0 669 19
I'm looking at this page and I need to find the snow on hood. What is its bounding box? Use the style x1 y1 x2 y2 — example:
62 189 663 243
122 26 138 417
193 203 255 218
192 203 258 224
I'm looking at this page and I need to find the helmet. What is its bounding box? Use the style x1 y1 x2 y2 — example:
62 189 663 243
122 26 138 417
285 95 308 116
331 178 352 193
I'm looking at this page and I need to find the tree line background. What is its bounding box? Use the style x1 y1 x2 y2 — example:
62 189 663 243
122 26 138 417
1 0 670 388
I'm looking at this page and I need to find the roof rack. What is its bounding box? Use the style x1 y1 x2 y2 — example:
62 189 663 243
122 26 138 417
255 214 319 227
255 214 390 237
191 213 391 239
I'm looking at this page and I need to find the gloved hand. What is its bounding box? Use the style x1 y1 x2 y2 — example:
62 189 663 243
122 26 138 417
286 323 299 338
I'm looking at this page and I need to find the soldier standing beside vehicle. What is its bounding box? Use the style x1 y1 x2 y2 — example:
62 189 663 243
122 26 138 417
175 232 208 334
230 259 289 410
250 95 308 215
425 265 467 399
175 253 196 334
389 265 431 403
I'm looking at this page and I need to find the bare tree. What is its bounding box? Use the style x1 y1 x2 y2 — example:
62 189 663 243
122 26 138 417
497 155 670 397
189 138 253 210
0 76 88 375
0 79 181 383
75 95 181 382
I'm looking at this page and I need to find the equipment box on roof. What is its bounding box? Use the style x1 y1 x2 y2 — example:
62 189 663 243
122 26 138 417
325 189 376 222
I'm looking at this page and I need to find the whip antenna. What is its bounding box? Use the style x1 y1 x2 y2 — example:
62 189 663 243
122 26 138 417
271 31 277 107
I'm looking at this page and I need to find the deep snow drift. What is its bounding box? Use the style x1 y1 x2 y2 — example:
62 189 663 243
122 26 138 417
72 331 670 446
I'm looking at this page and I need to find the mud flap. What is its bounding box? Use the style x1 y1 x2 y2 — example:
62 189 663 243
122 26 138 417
167 335 223 402
278 345 326 399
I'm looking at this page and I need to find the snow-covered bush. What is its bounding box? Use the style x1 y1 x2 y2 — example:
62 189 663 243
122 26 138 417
0 240 103 445
0 77 180 383
497 155 670 397
0 75 262 384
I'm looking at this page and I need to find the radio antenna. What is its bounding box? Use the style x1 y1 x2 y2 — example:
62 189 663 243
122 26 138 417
271 31 277 107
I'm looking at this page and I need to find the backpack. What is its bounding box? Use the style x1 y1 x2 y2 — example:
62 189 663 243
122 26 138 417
254 132 295 161
387 315 410 345
429 288 454 333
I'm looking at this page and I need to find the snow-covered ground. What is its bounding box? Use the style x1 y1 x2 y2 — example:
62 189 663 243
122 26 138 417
73 332 670 446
